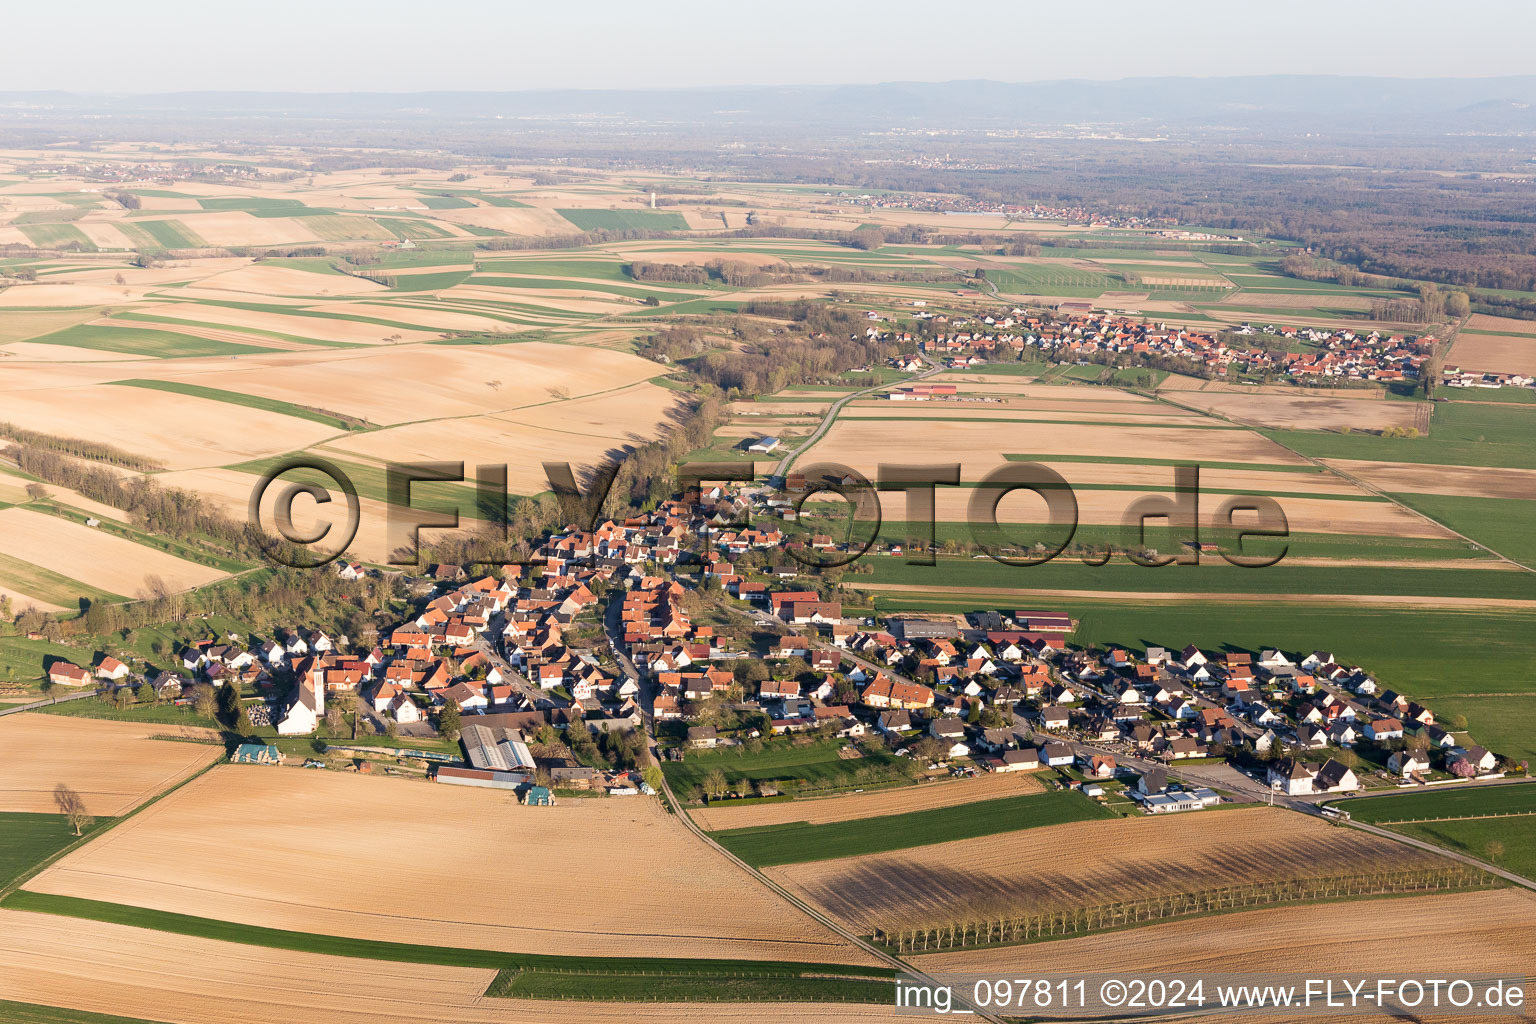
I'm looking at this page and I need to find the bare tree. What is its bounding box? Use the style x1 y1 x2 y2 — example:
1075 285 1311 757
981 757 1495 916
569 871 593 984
53 783 94 836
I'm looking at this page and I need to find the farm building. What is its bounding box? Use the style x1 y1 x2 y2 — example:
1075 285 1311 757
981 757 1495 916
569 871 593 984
1139 788 1222 813
435 765 530 792
747 436 781 453
461 723 536 772
47 662 92 688
231 743 282 765
896 619 958 640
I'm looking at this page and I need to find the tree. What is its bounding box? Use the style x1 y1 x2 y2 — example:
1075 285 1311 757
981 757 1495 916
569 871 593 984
966 700 982 725
438 700 462 742
215 681 241 726
24 483 49 502
911 736 947 762
192 684 218 720
702 767 729 802
641 764 664 792
53 783 94 836
1486 840 1505 862
138 680 158 704
39 678 55 704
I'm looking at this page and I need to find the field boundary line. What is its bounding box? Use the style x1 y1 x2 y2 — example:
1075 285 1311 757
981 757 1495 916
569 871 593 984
652 743 1006 1023
0 757 222 901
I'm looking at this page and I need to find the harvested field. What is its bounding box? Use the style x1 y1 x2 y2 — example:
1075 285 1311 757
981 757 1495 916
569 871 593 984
113 340 667 425
0 383 342 471
804 417 1303 472
191 263 386 297
842 406 1220 427
768 806 1441 934
324 413 670 496
1466 313 1536 334
0 584 65 614
912 889 1536 978
852 582 1536 610
1327 460 1536 500
0 284 148 308
153 468 430 565
1163 391 1428 432
315 301 514 333
0 911 895 1024
0 508 227 596
0 714 220 816
172 212 321 247
1026 461 1365 497
25 766 880 964
128 301 441 345
1216 290 1373 310
505 381 683 440
692 772 1045 831
1452 332 1536 375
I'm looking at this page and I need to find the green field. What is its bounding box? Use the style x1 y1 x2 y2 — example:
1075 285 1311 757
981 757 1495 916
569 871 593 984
109 379 361 430
197 197 307 212
416 195 475 209
296 214 395 241
26 324 272 358
1390 817 1536 879
1263 403 1536 469
384 269 475 291
1340 784 1536 824
372 217 454 240
31 695 223 728
710 790 1116 867
0 812 106 889
661 737 912 797
225 454 498 519
1388 493 1536 568
0 1001 180 1024
1431 696 1536 765
0 634 86 684
16 223 96 249
860 555 1536 602
985 264 1122 298
119 219 206 249
870 598 1536 708
1 891 893 1003
556 209 689 232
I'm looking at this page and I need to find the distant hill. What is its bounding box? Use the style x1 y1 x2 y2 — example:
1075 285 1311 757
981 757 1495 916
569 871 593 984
5 77 1536 130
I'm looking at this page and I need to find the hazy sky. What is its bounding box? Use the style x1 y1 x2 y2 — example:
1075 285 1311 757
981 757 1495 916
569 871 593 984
4 0 1534 93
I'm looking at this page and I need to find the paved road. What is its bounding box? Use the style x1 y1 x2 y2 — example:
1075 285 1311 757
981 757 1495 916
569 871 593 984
0 689 97 718
473 617 554 709
1344 817 1536 891
651 749 1005 1022
770 358 946 480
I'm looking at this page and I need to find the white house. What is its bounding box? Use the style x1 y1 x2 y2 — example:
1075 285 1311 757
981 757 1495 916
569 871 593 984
1041 743 1074 767
95 657 130 682
1267 759 1316 795
1387 750 1430 777
277 683 323 736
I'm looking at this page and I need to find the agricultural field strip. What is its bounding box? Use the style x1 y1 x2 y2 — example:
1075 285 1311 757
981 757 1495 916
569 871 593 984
22 766 883 963
768 806 1450 935
710 791 1115 867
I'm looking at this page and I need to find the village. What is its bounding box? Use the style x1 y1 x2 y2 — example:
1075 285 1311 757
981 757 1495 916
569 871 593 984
38 476 1516 820
892 304 1450 388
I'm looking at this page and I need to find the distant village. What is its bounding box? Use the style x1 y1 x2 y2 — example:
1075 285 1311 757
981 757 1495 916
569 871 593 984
876 304 1450 388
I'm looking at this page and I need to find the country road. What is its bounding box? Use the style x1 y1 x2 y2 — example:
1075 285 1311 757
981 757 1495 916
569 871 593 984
651 743 1007 1023
771 355 945 480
